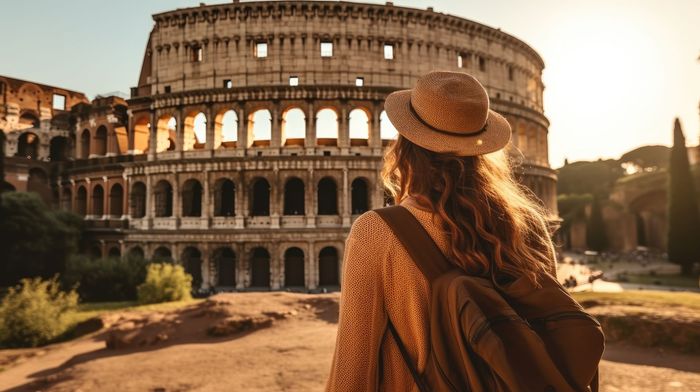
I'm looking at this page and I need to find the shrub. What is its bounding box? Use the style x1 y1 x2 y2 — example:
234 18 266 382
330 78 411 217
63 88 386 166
137 263 192 304
0 277 78 348
62 254 150 302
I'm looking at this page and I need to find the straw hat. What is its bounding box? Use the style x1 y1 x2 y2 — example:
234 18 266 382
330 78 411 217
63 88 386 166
384 71 511 156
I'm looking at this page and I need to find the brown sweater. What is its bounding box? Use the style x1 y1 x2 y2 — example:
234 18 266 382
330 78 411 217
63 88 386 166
325 196 556 391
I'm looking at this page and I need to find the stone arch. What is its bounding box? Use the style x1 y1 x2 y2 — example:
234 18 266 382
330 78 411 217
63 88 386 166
250 177 271 216
19 112 39 129
318 246 340 287
216 109 238 148
49 136 69 161
16 132 39 159
250 247 271 288
181 178 203 217
316 107 338 146
109 183 124 216
108 246 121 258
380 110 398 143
317 176 338 215
154 180 173 217
80 129 90 158
283 177 305 215
92 184 104 216
156 114 177 152
182 246 203 290
249 109 272 147
153 246 173 262
349 107 370 146
94 125 108 156
351 177 370 214
76 185 88 216
184 111 207 150
133 115 150 153
282 107 306 146
214 178 236 217
127 246 145 259
284 247 305 288
61 187 72 211
130 181 146 218
213 247 236 287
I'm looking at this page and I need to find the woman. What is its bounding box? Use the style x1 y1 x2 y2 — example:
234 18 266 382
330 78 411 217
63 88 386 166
325 71 560 391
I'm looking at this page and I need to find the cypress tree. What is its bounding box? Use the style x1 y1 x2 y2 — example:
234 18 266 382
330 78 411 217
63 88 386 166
586 195 608 252
667 118 700 275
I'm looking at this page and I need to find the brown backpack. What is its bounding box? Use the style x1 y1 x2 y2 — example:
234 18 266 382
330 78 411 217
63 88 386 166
376 205 605 392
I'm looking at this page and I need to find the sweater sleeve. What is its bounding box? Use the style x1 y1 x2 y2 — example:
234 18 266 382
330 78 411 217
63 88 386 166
326 212 388 392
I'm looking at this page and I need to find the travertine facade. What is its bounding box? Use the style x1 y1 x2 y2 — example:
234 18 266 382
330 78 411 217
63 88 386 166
1 1 556 292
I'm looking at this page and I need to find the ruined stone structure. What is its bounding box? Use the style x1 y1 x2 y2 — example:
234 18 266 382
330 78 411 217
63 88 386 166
1 1 556 291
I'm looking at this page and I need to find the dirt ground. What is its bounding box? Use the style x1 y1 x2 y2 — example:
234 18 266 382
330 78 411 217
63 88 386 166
0 292 698 392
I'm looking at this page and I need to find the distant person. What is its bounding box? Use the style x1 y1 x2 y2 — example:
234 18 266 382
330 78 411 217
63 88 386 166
326 71 603 391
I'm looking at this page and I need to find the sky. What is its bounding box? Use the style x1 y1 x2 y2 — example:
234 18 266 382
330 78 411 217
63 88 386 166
0 0 698 168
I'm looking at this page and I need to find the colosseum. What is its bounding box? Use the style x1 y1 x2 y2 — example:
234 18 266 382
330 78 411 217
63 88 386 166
0 1 556 292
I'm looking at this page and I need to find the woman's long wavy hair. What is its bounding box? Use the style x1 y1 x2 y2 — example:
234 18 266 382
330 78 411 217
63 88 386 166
381 135 559 285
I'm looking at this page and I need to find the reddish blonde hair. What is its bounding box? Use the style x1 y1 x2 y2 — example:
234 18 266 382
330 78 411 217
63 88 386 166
381 135 558 284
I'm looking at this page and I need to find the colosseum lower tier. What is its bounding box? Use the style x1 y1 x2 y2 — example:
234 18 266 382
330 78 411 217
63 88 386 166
0 1 557 292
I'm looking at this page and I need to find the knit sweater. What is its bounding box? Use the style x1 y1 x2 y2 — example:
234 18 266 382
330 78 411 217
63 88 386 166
325 196 556 391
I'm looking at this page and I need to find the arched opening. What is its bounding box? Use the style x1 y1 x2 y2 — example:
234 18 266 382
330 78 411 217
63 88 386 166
130 182 146 218
351 178 369 214
49 136 69 161
282 107 306 146
250 177 270 216
19 112 39 129
181 179 203 217
76 186 87 216
636 212 647 247
156 115 177 152
317 177 338 215
128 246 145 259
319 247 339 286
133 116 150 153
108 246 121 258
16 132 39 159
184 112 207 150
213 247 236 287
92 185 104 216
153 246 173 263
349 108 370 146
284 247 305 288
109 183 124 216
61 188 72 211
316 108 338 146
380 110 398 145
250 247 271 288
154 180 173 217
249 109 272 147
214 179 236 217
182 247 203 290
94 126 108 156
216 109 238 148
80 129 90 158
283 177 305 215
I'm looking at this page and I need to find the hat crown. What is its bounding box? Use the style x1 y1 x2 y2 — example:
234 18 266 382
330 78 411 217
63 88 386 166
410 71 489 134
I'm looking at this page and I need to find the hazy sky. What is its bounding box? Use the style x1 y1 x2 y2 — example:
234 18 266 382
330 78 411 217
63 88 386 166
1 0 698 168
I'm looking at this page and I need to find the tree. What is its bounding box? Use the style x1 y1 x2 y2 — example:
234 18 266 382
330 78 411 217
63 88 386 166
667 118 700 275
586 195 608 252
0 192 83 286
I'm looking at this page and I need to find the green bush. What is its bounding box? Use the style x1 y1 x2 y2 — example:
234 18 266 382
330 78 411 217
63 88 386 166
62 254 150 302
0 277 78 348
137 263 192 304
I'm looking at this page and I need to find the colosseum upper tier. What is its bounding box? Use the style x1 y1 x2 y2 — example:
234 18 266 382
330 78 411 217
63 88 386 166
0 0 556 292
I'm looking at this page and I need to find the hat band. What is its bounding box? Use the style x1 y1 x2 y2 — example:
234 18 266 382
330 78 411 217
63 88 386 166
408 101 488 137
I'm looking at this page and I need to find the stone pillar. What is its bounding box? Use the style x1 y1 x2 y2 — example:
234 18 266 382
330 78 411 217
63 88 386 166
236 244 246 290
270 242 281 290
148 111 158 161
205 105 215 155
271 103 282 151
305 102 316 153
307 242 317 289
146 175 153 229
201 243 211 290
342 168 350 227
173 173 181 227
103 178 110 219
270 168 280 228
236 107 248 152
370 103 382 150
235 169 245 228
202 170 211 228
306 168 316 228
175 107 184 158
338 103 350 153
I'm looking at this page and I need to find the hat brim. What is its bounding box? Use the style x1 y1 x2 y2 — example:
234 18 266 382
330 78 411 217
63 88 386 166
384 89 511 156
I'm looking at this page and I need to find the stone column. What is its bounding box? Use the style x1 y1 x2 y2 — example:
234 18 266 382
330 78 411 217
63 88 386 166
148 111 157 161
370 103 382 150
270 242 281 290
341 168 350 227
235 169 245 228
175 107 184 158
270 103 282 152
307 242 318 290
173 173 181 227
236 107 248 153
270 168 280 229
127 111 135 153
205 104 215 155
305 101 316 153
146 175 153 229
202 170 211 228
201 243 211 290
338 103 350 153
306 168 316 228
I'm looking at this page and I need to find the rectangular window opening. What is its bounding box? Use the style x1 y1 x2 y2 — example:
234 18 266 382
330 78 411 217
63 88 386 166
255 42 268 58
478 57 486 72
384 43 394 60
164 85 171 94
457 54 463 68
192 46 203 62
52 94 66 110
323 151 331 156
224 79 233 89
508 66 514 81
355 77 364 87
320 41 333 57
289 76 299 86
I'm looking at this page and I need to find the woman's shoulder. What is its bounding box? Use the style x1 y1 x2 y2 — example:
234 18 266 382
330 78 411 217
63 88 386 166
347 209 394 242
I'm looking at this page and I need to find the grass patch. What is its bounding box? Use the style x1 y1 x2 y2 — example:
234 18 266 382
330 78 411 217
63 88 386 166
572 290 700 310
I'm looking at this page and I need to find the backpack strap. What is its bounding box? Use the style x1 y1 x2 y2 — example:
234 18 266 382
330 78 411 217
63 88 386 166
374 205 455 282
387 318 431 392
